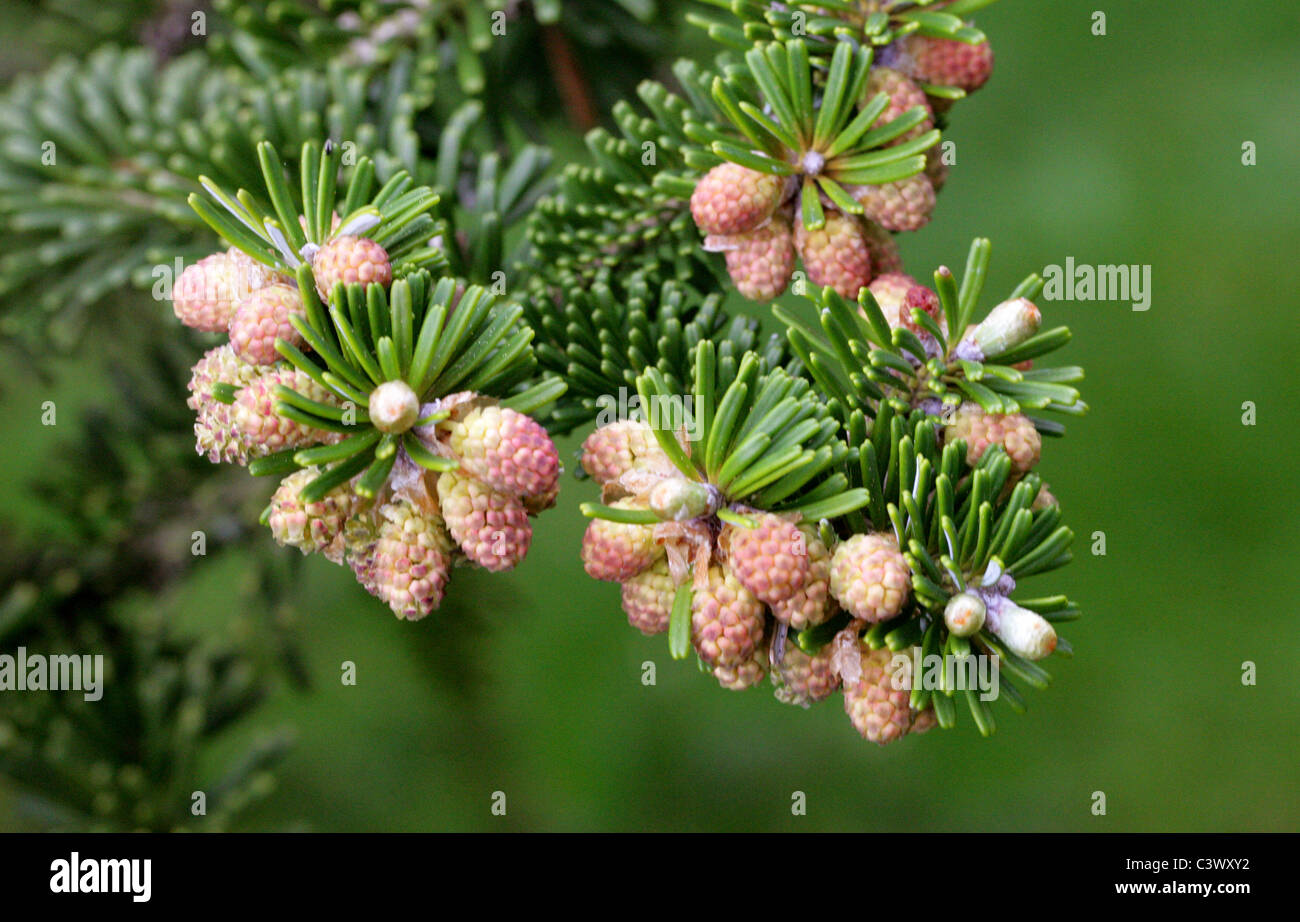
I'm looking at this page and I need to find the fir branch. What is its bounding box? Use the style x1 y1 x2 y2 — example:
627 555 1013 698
0 331 299 830
777 238 1087 435
691 0 996 59
522 267 794 433
0 47 428 352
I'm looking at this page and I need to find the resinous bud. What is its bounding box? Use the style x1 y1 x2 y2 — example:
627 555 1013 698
369 380 420 434
986 599 1057 660
944 591 987 637
648 477 714 522
973 297 1041 358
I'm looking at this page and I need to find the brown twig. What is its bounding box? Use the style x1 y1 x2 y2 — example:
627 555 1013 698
540 24 599 132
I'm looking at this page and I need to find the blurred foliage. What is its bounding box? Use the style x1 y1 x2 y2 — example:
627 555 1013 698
0 0 1297 833
207 0 680 123
0 1 201 77
0 326 298 830
0 46 544 354
0 0 697 355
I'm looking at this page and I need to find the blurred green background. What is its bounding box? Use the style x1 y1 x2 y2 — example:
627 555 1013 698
1 0 1297 831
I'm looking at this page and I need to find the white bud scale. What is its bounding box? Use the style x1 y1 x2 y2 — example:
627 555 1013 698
369 380 420 434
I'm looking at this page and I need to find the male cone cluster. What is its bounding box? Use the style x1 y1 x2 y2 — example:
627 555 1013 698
187 345 342 464
577 418 938 744
689 32 993 303
175 235 394 463
691 167 911 304
266 390 558 620
575 280 1068 743
174 234 393 346
580 421 834 690
175 235 562 621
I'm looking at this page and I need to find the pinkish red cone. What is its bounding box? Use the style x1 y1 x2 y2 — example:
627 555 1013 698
311 235 392 300
690 162 786 236
229 283 306 367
